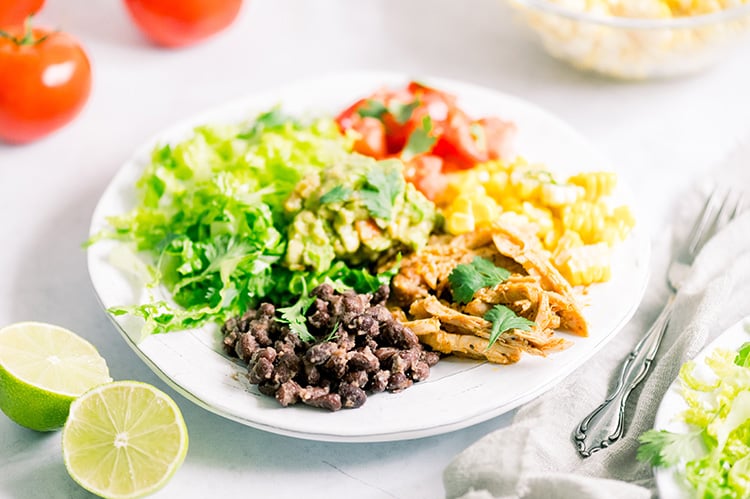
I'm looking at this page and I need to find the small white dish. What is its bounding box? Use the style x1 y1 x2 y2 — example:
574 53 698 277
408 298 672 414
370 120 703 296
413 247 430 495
653 317 750 498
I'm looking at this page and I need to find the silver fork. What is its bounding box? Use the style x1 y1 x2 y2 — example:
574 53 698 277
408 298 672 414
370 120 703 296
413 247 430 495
574 187 744 458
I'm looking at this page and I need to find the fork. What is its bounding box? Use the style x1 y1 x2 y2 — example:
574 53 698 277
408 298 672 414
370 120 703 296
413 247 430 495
574 187 744 458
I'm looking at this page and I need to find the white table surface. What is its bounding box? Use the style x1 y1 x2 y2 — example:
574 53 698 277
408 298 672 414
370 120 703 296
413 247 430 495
2 0 750 497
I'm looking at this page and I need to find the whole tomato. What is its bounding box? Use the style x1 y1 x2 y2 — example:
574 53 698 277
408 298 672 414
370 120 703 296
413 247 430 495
0 24 91 144
123 0 243 48
0 0 44 27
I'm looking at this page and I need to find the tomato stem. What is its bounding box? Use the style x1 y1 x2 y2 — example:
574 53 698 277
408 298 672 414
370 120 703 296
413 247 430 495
0 17 50 46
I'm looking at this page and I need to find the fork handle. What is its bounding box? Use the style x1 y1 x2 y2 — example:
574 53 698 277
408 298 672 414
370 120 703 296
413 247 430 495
573 298 675 458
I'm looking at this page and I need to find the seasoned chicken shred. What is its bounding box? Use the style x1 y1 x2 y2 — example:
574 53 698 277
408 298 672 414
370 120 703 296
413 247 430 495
391 221 587 365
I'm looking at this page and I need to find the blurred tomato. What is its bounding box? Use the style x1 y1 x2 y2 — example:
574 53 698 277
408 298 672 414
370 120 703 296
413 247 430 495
0 0 44 26
0 24 91 144
123 0 243 48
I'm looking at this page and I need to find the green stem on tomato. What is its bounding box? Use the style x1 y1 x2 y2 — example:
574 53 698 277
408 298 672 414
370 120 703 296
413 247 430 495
0 17 51 46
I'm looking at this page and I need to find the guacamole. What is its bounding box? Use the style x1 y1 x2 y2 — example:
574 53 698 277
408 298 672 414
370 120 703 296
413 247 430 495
283 154 437 272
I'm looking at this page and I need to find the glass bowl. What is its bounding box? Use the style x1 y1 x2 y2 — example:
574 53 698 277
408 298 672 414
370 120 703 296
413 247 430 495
508 0 750 79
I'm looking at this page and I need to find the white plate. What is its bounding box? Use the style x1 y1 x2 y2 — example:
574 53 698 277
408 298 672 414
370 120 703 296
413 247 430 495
87 71 650 442
654 317 750 498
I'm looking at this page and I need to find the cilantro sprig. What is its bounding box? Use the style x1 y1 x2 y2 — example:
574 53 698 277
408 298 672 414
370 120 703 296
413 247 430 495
448 257 511 304
275 286 316 343
637 430 706 467
360 162 404 221
483 305 535 349
320 185 352 204
356 99 420 125
401 116 437 161
735 341 750 367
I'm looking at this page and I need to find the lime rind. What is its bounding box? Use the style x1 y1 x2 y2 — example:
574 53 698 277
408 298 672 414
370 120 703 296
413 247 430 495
62 381 189 499
0 322 112 431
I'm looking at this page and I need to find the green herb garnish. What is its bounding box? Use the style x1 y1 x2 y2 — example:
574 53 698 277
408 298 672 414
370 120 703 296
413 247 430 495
356 99 419 125
483 305 535 349
320 185 352 204
276 287 316 343
401 116 437 161
356 100 388 120
448 257 511 304
735 342 750 367
637 430 706 468
360 162 404 221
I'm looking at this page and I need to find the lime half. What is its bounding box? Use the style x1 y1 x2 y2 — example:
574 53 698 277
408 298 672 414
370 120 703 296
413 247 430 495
63 381 189 499
0 321 112 431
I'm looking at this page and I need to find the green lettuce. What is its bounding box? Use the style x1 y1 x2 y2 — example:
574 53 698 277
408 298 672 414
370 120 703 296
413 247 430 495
638 340 750 498
93 111 406 335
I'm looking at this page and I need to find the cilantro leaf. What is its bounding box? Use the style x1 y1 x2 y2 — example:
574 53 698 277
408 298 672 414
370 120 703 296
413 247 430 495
320 185 352 204
637 430 707 467
402 116 437 161
276 289 316 343
449 257 511 304
238 107 287 139
735 341 750 367
357 100 388 120
360 162 404 220
389 100 420 125
484 305 535 349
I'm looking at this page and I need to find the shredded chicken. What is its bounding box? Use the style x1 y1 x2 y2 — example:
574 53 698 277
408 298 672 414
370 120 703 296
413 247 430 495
390 219 587 365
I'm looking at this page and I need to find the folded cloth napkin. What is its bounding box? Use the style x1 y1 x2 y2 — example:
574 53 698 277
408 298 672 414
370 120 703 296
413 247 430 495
443 148 750 499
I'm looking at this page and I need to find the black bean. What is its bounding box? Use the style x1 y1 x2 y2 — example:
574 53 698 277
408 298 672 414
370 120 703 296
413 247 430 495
247 356 274 384
343 370 369 388
411 361 430 382
311 283 334 301
235 332 259 361
306 342 337 365
387 372 413 392
339 383 367 409
372 285 389 305
324 348 348 378
276 380 301 406
421 350 440 367
303 393 342 412
369 370 390 393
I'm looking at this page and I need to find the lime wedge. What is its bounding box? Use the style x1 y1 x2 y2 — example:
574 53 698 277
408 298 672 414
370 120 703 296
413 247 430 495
0 321 112 431
63 381 189 499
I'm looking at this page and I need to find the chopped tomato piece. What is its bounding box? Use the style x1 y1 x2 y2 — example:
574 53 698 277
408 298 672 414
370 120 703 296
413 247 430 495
478 117 516 160
403 155 447 201
432 110 487 170
350 117 387 159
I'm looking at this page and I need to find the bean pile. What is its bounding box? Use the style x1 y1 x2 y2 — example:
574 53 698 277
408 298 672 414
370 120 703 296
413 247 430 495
222 283 439 411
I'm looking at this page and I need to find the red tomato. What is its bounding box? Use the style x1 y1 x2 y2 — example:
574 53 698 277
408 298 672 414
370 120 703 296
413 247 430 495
123 0 243 48
403 155 446 201
335 98 367 131
0 25 91 144
478 117 516 160
432 110 488 170
0 0 44 26
350 116 387 159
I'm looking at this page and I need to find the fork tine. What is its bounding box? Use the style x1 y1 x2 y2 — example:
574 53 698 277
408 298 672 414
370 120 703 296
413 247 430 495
688 188 743 260
686 187 722 257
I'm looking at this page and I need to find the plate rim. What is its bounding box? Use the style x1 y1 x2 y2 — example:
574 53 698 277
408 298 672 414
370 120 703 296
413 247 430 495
86 70 651 442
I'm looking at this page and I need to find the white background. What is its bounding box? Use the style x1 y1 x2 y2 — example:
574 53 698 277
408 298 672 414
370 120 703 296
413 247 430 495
2 0 750 497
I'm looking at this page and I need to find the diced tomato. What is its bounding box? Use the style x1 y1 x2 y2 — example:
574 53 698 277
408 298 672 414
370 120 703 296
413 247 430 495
350 117 387 159
403 155 447 201
432 110 487 170
335 98 368 131
334 82 517 201
478 117 516 160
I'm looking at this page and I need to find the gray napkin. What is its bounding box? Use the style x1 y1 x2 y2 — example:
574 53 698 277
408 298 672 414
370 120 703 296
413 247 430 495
443 148 750 499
